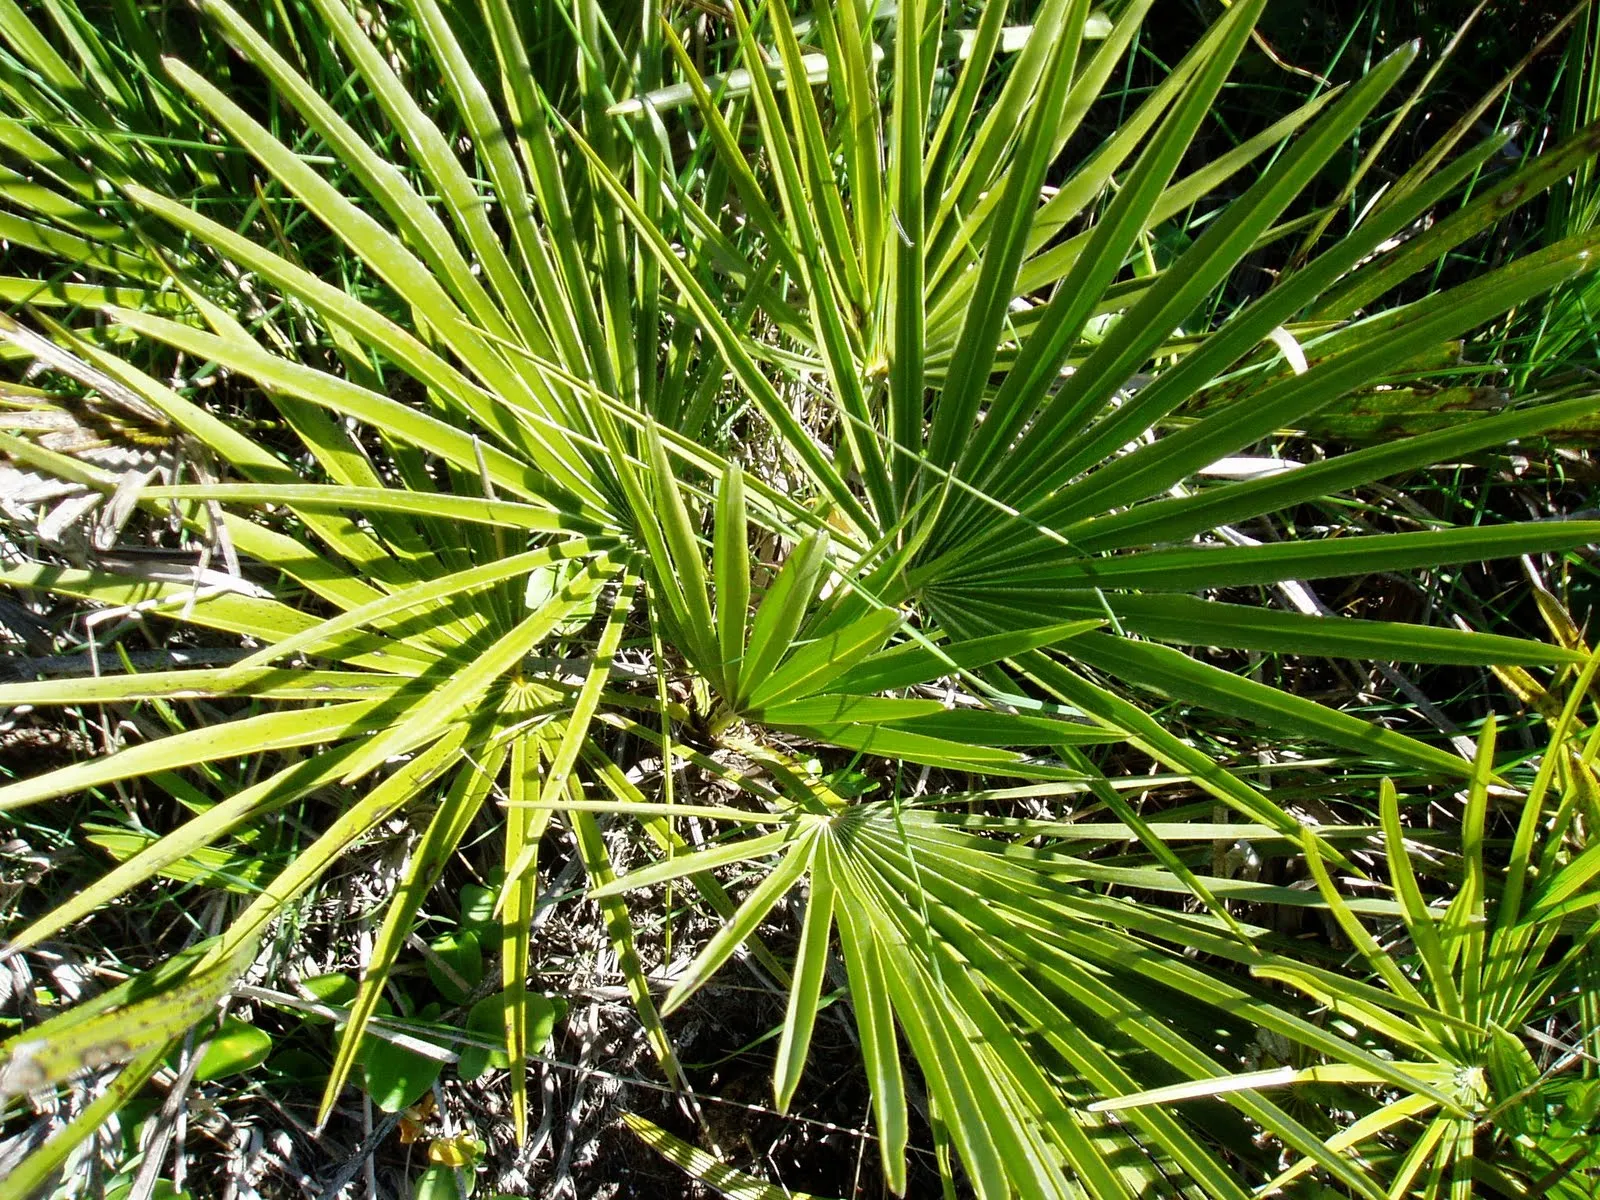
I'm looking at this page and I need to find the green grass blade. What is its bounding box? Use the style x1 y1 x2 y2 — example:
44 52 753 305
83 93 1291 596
1379 779 1463 1019
317 750 503 1125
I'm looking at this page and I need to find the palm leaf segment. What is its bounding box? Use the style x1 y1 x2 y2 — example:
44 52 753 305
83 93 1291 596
0 0 1596 1195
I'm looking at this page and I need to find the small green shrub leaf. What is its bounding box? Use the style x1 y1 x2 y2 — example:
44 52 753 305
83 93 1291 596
426 931 484 1005
191 1018 272 1082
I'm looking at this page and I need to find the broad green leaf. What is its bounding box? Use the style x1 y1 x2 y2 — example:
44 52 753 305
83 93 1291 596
191 1018 273 1082
458 992 559 1082
410 1164 467 1200
426 932 485 1006
363 1020 446 1113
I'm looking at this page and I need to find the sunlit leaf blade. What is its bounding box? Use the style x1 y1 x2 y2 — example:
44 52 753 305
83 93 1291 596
735 532 830 711
623 1112 843 1200
0 939 255 1095
316 748 503 1125
714 463 752 696
773 834 834 1113
660 831 816 1017
3 746 362 954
